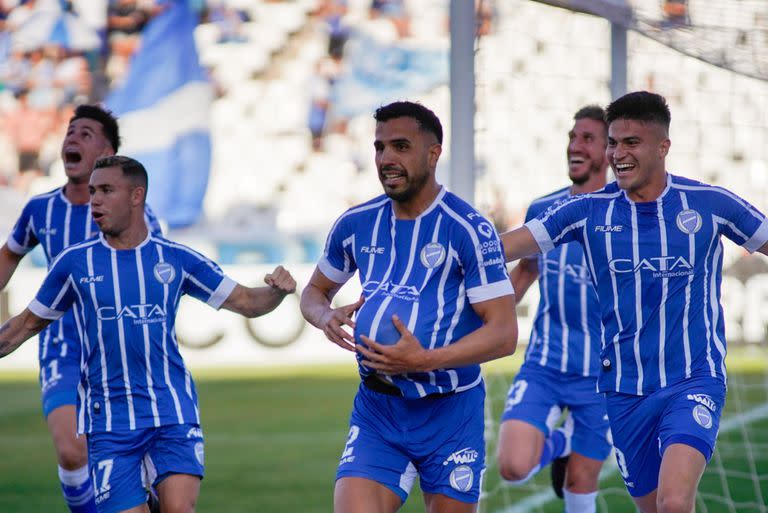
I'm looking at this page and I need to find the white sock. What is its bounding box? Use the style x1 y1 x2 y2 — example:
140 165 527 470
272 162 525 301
563 488 597 513
58 465 90 487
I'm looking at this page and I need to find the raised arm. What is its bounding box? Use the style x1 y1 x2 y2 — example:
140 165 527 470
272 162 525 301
0 308 52 358
357 293 517 374
0 244 24 291
500 226 542 263
220 265 297 318
509 257 539 304
300 267 363 352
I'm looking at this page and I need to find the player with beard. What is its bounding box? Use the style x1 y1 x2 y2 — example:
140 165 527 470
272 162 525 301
496 106 612 513
0 105 161 513
301 101 518 513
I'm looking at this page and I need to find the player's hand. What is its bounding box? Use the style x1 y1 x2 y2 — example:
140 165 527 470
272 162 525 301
357 315 431 374
264 265 297 295
319 297 364 352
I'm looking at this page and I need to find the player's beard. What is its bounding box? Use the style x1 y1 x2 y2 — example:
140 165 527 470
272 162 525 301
569 161 601 186
384 168 430 203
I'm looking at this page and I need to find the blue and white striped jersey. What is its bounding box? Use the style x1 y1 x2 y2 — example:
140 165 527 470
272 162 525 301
319 188 515 398
6 187 162 370
27 232 236 434
526 174 768 395
523 187 602 377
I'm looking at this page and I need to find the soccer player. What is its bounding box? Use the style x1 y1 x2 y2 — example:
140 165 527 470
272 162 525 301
300 101 518 513
496 105 611 513
0 105 161 513
499 91 768 513
0 155 297 513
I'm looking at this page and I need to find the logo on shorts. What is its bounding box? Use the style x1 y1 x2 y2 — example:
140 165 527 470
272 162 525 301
692 404 713 429
194 441 205 465
449 465 474 492
420 242 446 269
687 393 716 412
443 447 479 466
187 427 204 439
676 209 702 234
153 262 176 284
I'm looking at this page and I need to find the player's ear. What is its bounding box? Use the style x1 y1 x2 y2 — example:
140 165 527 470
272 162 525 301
659 138 671 158
428 142 441 169
131 186 146 206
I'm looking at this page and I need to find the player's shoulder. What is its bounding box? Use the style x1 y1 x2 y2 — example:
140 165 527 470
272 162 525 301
438 190 498 236
667 173 747 205
22 187 63 209
49 235 101 267
148 234 216 263
331 194 391 231
527 186 571 217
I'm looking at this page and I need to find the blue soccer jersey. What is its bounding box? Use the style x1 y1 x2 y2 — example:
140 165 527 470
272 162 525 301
523 187 603 377
318 188 514 398
526 174 768 395
6 187 162 394
27 232 236 434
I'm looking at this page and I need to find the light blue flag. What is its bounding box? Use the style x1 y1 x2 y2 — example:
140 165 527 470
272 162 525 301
107 0 212 228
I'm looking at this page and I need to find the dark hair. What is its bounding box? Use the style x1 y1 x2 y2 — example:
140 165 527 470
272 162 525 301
94 155 148 196
574 104 606 127
605 91 671 130
71 104 121 152
374 101 443 144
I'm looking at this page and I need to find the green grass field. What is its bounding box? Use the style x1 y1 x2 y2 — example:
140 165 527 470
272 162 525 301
0 353 766 513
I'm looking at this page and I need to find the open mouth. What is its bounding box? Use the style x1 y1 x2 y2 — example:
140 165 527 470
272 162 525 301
92 211 105 222
64 150 82 164
381 169 406 187
614 162 635 175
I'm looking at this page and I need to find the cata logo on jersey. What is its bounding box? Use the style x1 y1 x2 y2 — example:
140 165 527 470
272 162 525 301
97 304 167 324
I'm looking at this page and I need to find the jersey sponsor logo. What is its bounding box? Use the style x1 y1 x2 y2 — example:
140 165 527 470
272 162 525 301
153 262 176 284
542 259 592 285
187 427 204 439
361 245 385 255
692 404 713 429
594 224 623 233
677 209 702 234
79 275 104 284
449 465 474 492
420 242 446 268
96 304 167 324
687 393 716 412
480 256 505 270
443 447 479 466
477 221 494 239
608 256 694 278
477 239 501 256
37 227 58 235
361 280 420 302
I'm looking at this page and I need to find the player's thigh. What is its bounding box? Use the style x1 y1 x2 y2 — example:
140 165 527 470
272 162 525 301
336 386 415 504
46 404 87 467
656 443 706 513
88 429 154 513
335 477 402 513
423 491 477 513
496 420 545 476
146 424 205 488
604 392 663 498
414 386 485 505
156 473 201 513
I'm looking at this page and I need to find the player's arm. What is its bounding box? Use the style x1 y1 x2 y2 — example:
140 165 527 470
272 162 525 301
758 241 768 257
220 265 297 318
508 257 538 304
0 244 24 291
358 293 517 374
500 226 541 263
300 268 363 352
0 308 52 358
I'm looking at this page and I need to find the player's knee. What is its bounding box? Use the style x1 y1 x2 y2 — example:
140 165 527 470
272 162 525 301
497 454 536 484
55 441 87 470
657 491 695 513
161 495 197 513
